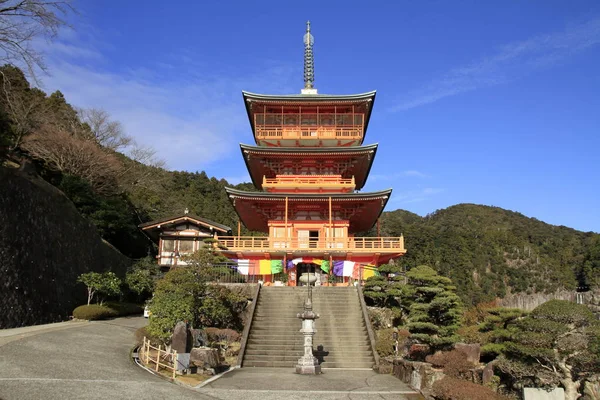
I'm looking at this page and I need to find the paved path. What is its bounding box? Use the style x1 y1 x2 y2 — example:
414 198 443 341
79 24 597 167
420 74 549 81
0 317 421 400
0 317 204 400
201 367 422 400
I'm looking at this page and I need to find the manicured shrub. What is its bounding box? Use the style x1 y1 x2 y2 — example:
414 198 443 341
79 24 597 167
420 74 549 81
425 349 475 378
375 328 395 357
72 302 142 320
407 343 430 361
432 376 509 400
73 304 118 320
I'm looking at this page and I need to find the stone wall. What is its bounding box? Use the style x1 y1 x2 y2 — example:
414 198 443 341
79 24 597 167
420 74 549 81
0 167 131 328
497 289 600 313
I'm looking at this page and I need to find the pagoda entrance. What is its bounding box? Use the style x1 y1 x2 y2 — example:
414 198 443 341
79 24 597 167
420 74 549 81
296 262 323 286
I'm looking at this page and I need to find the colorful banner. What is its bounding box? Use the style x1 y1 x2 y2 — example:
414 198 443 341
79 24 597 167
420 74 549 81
270 259 283 274
235 259 342 276
236 259 250 275
333 260 344 276
288 258 329 273
259 260 272 275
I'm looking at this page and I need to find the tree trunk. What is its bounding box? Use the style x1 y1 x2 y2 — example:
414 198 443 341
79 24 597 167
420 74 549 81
561 378 581 400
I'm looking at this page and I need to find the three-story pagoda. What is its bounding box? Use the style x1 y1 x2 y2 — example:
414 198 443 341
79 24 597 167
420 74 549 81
217 22 406 285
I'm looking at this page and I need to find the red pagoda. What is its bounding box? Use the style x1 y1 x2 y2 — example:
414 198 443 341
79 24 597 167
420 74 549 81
217 22 405 285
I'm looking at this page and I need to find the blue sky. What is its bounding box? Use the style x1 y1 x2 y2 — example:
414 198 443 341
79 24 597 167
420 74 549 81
38 1 600 232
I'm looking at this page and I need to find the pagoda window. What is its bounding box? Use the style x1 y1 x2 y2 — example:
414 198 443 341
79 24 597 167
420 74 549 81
284 115 298 125
271 227 291 249
319 114 334 126
326 227 346 249
300 114 317 126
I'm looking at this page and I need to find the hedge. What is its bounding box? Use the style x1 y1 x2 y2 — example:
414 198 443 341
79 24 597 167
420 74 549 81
73 302 143 320
432 376 509 400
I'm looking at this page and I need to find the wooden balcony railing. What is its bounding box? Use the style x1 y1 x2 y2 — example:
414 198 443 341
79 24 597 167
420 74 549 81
262 175 355 192
255 126 363 141
216 236 405 253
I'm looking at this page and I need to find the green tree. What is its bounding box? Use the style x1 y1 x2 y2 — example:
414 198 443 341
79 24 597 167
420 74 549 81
125 256 160 299
146 248 246 343
77 271 121 305
478 307 528 359
496 300 600 400
146 267 206 342
405 265 462 350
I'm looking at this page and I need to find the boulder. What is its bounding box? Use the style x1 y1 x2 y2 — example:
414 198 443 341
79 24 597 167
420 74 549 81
454 343 480 364
190 348 221 370
392 358 445 391
171 321 191 354
482 362 495 385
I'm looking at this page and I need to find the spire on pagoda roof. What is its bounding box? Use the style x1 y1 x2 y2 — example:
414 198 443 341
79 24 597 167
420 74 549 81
302 21 317 95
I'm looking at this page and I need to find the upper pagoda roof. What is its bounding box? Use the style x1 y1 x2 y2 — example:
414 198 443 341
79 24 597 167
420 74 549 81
240 143 378 190
242 90 377 102
225 187 391 233
242 90 377 144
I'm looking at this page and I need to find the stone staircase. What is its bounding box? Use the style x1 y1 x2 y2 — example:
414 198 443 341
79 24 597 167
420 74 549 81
242 286 375 368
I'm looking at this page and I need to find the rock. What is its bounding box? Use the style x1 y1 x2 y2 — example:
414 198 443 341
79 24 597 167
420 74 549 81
482 361 495 384
171 321 191 353
392 358 445 391
190 348 221 370
191 329 208 347
454 343 480 364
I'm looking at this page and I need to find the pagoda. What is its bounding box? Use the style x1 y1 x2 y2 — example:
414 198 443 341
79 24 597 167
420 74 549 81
217 22 406 285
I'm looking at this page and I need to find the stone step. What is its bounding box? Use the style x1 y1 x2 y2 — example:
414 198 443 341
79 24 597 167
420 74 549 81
245 342 372 350
249 325 366 332
244 348 374 356
250 327 366 339
243 360 374 368
243 354 374 362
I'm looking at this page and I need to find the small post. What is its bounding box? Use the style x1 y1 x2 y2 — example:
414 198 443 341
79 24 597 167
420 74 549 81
156 345 161 371
145 338 150 365
173 350 177 379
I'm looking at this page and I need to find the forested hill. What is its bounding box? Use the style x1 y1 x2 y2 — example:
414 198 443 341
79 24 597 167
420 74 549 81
1 65 598 306
369 204 599 305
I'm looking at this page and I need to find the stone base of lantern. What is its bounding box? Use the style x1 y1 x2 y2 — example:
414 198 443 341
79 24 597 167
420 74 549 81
295 355 321 374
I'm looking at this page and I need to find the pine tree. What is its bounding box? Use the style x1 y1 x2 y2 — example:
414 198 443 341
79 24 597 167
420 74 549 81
405 265 462 349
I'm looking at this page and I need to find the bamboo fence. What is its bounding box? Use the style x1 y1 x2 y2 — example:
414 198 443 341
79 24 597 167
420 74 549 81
140 337 177 379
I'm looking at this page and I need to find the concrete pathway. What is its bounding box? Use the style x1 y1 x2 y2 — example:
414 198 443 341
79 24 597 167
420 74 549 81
200 367 423 400
0 317 205 400
0 317 421 400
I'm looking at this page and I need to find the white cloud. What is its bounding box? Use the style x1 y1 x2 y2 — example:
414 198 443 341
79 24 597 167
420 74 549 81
390 187 444 204
35 32 298 171
391 17 600 111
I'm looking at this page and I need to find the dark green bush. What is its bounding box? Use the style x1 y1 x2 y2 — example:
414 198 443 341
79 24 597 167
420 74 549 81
73 304 118 320
73 302 142 320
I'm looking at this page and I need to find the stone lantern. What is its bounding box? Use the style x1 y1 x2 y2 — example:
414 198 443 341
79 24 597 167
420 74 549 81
295 296 321 374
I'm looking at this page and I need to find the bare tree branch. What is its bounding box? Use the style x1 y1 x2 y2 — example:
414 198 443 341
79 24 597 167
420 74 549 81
0 0 75 83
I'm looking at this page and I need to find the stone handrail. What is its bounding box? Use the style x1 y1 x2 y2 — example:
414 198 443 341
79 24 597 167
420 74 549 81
236 283 261 367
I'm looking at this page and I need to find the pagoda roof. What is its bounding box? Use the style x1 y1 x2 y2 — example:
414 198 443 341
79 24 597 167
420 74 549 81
225 187 391 233
242 90 377 102
240 143 378 190
242 90 377 144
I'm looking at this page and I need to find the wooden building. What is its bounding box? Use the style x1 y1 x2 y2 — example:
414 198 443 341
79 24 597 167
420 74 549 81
139 210 232 268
